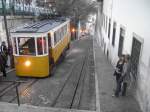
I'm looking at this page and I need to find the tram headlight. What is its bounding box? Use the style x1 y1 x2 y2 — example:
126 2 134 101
25 60 31 67
71 28 75 33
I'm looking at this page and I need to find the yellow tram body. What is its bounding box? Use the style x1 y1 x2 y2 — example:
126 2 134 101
14 56 49 77
52 34 70 62
11 18 71 77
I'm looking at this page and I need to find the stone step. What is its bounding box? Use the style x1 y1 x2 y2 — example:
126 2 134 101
0 102 96 112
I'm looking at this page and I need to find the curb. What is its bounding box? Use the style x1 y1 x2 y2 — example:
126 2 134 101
93 36 101 112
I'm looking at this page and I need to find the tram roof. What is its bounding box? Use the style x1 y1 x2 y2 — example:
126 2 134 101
11 18 69 34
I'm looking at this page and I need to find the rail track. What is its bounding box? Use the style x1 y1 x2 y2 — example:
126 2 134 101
50 48 90 109
0 79 38 104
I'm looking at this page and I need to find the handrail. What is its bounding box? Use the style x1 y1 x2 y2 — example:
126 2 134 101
0 80 27 106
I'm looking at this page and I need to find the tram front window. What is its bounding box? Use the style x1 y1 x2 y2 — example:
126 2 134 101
37 37 43 55
18 37 36 55
37 37 47 55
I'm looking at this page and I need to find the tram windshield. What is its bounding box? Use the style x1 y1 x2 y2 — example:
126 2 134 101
13 37 48 56
37 37 47 55
18 37 36 55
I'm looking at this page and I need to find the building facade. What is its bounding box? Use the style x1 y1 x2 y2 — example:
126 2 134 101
98 0 150 111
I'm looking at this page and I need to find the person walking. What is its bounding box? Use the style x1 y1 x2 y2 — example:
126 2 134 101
121 54 131 96
113 55 124 97
8 43 14 68
0 52 7 77
113 55 124 83
0 41 8 67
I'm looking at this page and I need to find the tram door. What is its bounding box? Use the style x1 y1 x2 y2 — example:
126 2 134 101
48 33 52 65
131 37 142 79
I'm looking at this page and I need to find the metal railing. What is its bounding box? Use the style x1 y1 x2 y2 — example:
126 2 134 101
0 80 26 106
0 1 53 16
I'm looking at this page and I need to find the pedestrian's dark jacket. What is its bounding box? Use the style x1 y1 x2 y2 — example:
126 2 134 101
0 54 5 71
114 61 124 76
1 44 8 55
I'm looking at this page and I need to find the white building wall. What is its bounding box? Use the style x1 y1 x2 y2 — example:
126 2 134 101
101 0 150 111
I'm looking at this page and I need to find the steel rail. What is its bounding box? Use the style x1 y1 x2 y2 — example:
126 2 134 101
50 63 78 107
69 49 89 109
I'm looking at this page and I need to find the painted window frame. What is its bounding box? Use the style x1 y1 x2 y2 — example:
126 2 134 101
118 26 125 57
112 21 117 47
108 18 111 39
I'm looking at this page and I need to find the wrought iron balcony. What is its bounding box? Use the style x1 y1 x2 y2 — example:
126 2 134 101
0 1 53 16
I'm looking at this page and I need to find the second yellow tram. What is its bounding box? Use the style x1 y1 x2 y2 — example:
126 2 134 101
10 18 71 77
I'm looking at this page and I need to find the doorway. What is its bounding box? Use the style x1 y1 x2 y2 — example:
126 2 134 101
118 27 125 57
130 37 142 79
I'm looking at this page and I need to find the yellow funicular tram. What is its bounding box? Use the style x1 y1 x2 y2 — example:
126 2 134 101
11 18 71 77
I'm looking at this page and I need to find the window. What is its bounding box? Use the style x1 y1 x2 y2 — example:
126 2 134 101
104 15 105 29
112 22 116 46
118 27 125 57
18 37 35 55
37 37 47 55
54 33 57 44
0 1 2 9
43 37 47 54
37 37 43 55
65 25 67 34
61 27 64 37
54 30 60 45
131 37 142 79
67 23 70 32
62 25 67 36
108 18 111 39
102 14 105 28
102 13 104 27
54 25 68 46
106 16 107 32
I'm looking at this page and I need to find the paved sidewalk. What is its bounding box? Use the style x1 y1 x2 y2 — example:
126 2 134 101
0 67 14 76
93 38 142 112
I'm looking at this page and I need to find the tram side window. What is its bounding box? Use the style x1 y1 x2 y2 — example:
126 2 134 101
18 37 35 55
61 29 63 38
63 26 66 36
54 26 67 46
67 23 70 32
54 30 60 45
54 33 57 45
62 25 67 37
43 37 47 54
58 29 61 40
58 30 61 42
